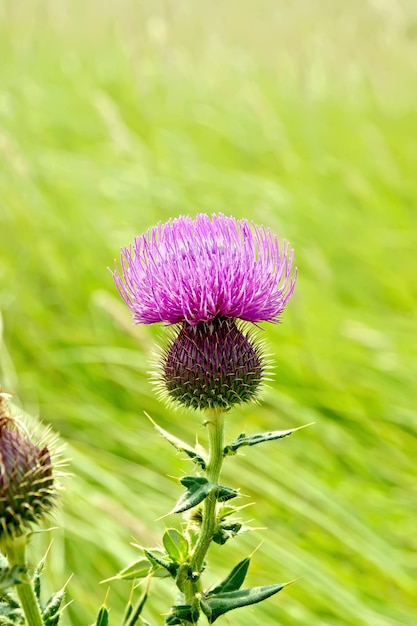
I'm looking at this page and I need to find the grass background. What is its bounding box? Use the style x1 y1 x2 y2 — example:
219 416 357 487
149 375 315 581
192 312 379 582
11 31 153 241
1 1 416 624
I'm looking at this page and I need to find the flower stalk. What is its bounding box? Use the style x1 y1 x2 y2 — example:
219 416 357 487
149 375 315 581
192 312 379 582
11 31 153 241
190 409 225 577
176 409 224 625
178 410 225 615
4 535 45 626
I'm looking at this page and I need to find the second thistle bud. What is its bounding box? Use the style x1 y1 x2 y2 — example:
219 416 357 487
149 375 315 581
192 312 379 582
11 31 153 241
0 394 57 543
160 317 265 411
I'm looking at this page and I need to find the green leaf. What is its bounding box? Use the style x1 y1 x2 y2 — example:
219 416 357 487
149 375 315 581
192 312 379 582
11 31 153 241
165 604 199 625
94 606 109 626
143 550 178 578
0 566 23 592
124 592 148 626
216 505 236 521
121 602 133 625
152 568 172 579
180 476 208 488
0 593 23 624
208 558 250 595
171 476 214 514
102 559 150 582
175 563 194 592
162 529 189 562
200 583 287 623
171 477 238 514
0 594 20 611
42 589 65 626
145 413 206 469
216 486 238 502
224 427 299 455
32 553 48 601
0 607 21 626
130 547 170 578
212 522 242 545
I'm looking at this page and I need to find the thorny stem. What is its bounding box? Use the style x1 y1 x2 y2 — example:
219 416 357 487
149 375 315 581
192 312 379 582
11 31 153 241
4 534 45 626
182 409 225 623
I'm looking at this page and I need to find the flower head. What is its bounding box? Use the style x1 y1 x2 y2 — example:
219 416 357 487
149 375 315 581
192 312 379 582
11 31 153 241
112 213 296 327
0 391 58 541
113 214 296 411
161 317 265 411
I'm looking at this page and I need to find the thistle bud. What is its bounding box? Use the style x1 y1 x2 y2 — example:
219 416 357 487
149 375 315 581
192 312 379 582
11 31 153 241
0 393 57 542
160 317 264 411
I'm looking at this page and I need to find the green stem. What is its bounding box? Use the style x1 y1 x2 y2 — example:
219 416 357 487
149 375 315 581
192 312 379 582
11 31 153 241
4 535 44 626
191 409 225 574
183 409 225 621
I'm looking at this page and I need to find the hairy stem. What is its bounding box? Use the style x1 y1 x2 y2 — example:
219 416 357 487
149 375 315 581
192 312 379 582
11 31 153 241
5 535 45 626
191 410 225 573
183 409 225 622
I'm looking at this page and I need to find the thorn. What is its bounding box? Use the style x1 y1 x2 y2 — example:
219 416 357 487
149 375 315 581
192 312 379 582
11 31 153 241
294 422 315 431
100 574 119 584
143 411 156 426
103 586 110 605
63 573 74 589
249 542 263 558
156 511 173 521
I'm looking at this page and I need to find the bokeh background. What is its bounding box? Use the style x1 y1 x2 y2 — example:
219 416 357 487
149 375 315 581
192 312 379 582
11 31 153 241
1 1 416 624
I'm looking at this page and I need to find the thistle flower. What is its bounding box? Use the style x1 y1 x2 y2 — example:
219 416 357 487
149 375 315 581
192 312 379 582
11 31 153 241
113 213 296 410
113 214 295 326
0 392 57 542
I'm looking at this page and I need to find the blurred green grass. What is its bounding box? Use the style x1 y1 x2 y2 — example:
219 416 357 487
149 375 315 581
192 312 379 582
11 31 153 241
1 1 416 624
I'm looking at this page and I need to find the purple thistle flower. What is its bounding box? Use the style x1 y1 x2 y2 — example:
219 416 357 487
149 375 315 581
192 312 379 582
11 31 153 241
112 213 296 327
113 214 297 411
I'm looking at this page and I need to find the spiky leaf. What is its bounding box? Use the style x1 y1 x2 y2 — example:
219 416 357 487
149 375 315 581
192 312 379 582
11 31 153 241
0 566 23 592
94 606 109 626
171 477 238 514
216 505 237 521
200 583 287 623
165 604 199 625
171 477 214 514
212 522 242 545
32 554 47 601
42 589 65 626
143 550 178 578
0 593 24 625
102 559 150 582
224 428 297 455
124 592 148 626
208 558 250 595
145 414 206 469
121 602 133 625
0 604 21 626
0 594 20 611
216 486 238 502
